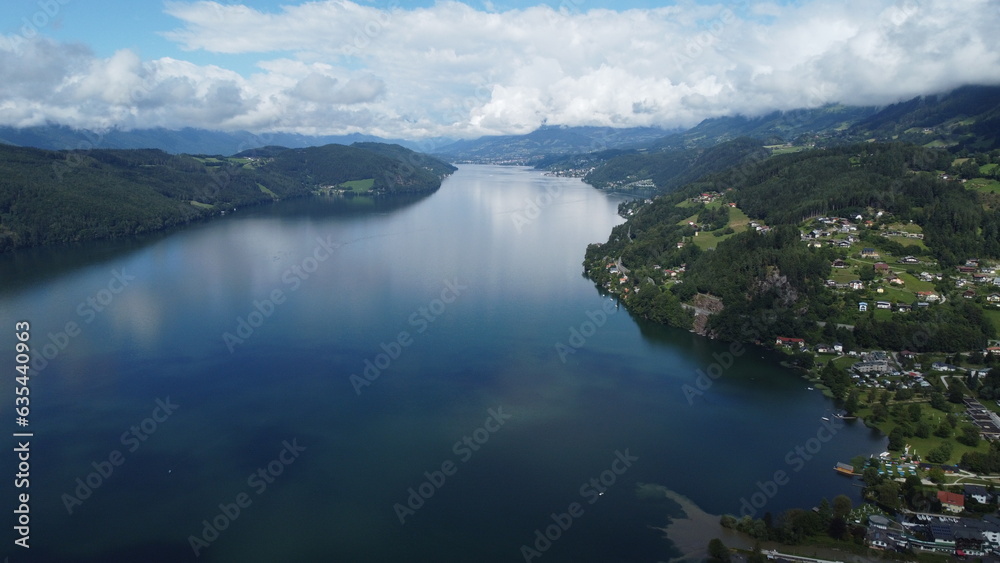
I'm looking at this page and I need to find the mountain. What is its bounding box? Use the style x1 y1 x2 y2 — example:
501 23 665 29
256 143 456 194
583 141 999 351
0 143 454 252
581 138 770 191
652 104 881 150
0 125 449 155
848 84 1000 151
433 125 675 164
556 85 1000 193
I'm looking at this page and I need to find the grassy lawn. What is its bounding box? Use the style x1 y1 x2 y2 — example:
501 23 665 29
878 286 915 304
985 309 1000 335
855 402 990 464
339 178 375 193
189 201 214 210
872 308 893 321
981 163 999 175
728 207 751 232
689 206 753 250
896 271 936 292
767 145 811 155
830 267 858 283
257 183 277 198
968 177 1000 194
885 235 927 250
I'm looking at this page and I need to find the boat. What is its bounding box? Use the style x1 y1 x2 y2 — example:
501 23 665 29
821 416 830 421
834 462 855 476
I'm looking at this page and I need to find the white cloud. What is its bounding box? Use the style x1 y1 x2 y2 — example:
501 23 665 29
1 0 999 139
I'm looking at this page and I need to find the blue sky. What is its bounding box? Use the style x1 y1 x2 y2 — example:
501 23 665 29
1 0 999 139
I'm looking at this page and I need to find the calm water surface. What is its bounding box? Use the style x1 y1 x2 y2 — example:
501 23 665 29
0 165 885 562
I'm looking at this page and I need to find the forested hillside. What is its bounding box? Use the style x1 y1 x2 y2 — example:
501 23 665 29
585 141 1000 353
0 143 454 252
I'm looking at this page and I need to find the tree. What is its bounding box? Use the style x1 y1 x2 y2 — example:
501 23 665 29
747 543 767 563
926 442 953 463
928 466 946 483
844 390 860 416
888 427 906 451
949 385 965 404
908 403 923 422
707 538 731 563
934 421 952 438
832 494 853 520
915 420 931 438
930 392 949 411
817 498 832 526
959 425 981 447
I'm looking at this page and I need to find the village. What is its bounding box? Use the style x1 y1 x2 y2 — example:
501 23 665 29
596 195 1000 557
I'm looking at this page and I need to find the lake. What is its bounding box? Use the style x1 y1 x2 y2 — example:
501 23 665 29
0 165 885 562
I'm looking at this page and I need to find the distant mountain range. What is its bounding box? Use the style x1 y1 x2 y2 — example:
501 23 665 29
431 125 678 164
433 85 1000 167
545 85 1000 191
0 126 450 156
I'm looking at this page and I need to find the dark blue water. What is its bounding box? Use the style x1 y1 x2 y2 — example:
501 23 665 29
0 165 884 562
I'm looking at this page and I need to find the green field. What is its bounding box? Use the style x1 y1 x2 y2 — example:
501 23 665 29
685 205 753 250
189 201 214 210
257 183 277 198
855 402 990 464
985 309 1000 335
767 145 810 155
339 178 375 193
968 177 1000 194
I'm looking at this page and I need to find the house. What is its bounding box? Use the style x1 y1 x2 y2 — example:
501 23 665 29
889 275 905 285
850 280 864 290
900 350 917 360
989 294 1000 303
874 262 890 272
958 266 977 274
859 302 869 312
938 490 965 513
854 360 890 374
917 291 938 301
876 301 892 310
816 344 833 354
965 485 993 505
932 362 958 372
987 347 1000 356
776 336 806 348
897 303 912 312
833 343 844 353
964 290 977 299
901 256 920 264
861 248 880 258
869 515 891 530
832 259 848 269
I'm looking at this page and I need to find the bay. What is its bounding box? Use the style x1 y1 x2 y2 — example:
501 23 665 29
0 165 885 562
